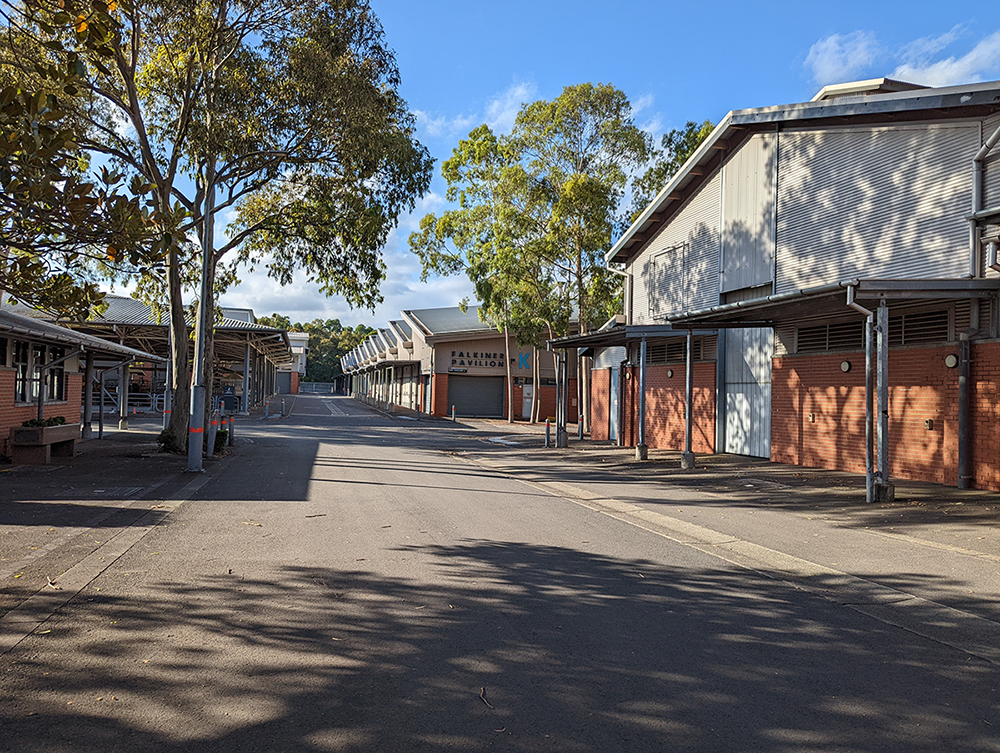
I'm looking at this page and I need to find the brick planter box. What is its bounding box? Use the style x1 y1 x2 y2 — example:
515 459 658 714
8 424 81 465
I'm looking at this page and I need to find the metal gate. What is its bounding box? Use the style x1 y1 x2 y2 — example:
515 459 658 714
447 375 505 418
724 328 772 457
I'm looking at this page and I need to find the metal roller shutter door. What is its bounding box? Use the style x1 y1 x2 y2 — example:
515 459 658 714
448 375 505 417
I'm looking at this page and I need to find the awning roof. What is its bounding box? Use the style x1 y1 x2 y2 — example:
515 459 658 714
548 324 718 350
667 278 1000 328
0 308 165 362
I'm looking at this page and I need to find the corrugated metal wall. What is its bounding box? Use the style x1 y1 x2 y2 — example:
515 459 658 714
630 172 721 323
983 113 1000 210
776 122 978 293
593 346 627 369
722 133 776 293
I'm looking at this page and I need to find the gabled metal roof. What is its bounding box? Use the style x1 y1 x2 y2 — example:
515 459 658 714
608 78 1000 264
0 308 165 362
401 305 498 339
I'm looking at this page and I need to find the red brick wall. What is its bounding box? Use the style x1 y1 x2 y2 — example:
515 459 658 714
431 373 449 416
1 371 82 457
611 364 716 451
771 345 987 487
591 369 611 441
970 342 1000 491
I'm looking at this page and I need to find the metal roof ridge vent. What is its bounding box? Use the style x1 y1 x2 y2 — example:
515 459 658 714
811 77 928 102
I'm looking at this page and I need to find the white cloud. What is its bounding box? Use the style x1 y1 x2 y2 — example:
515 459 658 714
631 93 655 116
805 31 880 86
413 109 478 139
892 30 1000 86
485 81 538 134
899 25 965 62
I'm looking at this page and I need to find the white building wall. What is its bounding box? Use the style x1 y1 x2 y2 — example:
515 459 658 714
721 132 776 293
775 121 978 293
629 171 722 323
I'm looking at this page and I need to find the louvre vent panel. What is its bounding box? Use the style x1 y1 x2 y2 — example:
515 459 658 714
797 325 829 352
644 339 705 364
827 321 864 351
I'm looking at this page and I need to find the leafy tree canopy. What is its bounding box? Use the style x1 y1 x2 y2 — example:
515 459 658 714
256 313 373 381
630 119 714 222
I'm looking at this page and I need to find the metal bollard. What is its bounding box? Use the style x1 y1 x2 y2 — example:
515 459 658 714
265 401 270 418
281 399 285 416
452 405 456 422
545 418 551 448
205 411 219 458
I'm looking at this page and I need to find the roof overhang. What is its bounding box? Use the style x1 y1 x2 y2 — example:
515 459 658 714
0 308 166 362
668 278 1000 328
608 79 1000 264
548 324 718 350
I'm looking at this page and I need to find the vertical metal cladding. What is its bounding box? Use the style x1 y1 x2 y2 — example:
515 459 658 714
629 171 722 323
776 122 978 293
721 133 776 293
724 327 773 458
593 346 627 369
984 112 1000 211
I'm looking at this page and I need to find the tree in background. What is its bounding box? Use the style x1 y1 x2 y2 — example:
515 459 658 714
4 0 432 452
630 119 714 222
411 83 652 428
257 314 373 382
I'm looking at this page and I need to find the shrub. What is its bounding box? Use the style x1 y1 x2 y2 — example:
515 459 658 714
21 416 67 428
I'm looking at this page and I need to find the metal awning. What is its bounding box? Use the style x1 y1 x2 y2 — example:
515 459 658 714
548 324 718 350
667 278 1000 328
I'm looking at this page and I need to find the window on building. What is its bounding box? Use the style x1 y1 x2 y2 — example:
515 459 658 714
30 344 44 401
47 346 65 401
13 341 30 402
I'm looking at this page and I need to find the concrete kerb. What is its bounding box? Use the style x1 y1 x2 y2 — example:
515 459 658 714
459 450 1000 666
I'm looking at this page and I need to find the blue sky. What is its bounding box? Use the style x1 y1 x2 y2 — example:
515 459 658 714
219 0 1000 327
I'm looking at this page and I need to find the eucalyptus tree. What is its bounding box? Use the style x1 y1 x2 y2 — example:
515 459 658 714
630 119 713 222
412 83 651 429
5 0 431 452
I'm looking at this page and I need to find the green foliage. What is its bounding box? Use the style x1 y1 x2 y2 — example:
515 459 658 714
21 415 67 427
630 119 714 222
257 313 373 382
0 1 180 318
411 83 652 337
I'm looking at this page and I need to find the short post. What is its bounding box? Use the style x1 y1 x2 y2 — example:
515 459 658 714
451 405 456 422
281 399 285 416
205 411 219 458
265 400 270 418
545 418 551 448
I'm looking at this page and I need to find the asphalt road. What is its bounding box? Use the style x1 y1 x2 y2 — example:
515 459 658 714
1 395 998 752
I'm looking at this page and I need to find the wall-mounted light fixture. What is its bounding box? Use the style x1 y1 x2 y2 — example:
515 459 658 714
807 413 815 423
840 360 851 373
925 418 934 430
944 354 958 368
666 369 674 378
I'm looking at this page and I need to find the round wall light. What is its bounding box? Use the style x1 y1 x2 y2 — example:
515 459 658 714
667 369 674 378
840 360 852 373
945 354 958 368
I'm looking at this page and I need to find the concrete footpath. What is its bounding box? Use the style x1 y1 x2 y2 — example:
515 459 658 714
448 417 1000 665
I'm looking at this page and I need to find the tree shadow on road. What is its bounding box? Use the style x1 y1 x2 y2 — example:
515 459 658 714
1 541 997 752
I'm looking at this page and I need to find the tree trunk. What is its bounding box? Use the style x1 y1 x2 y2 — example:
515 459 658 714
163 245 190 452
530 346 539 423
505 325 514 423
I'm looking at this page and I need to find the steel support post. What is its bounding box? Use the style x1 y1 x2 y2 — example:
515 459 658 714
636 337 648 460
681 330 696 469
118 362 129 430
876 302 894 502
958 335 971 488
865 315 875 503
83 352 95 439
241 344 251 414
